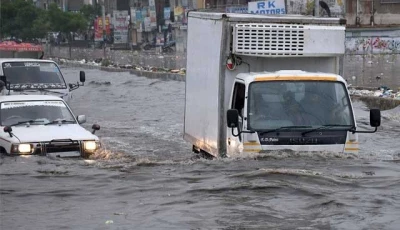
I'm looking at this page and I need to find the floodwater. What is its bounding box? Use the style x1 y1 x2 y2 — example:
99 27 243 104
1 68 400 230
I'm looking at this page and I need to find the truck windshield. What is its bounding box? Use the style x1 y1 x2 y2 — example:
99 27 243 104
1 62 66 89
0 100 76 126
247 81 354 130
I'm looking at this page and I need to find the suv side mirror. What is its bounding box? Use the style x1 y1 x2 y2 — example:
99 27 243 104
69 71 85 91
79 71 86 83
227 109 239 128
92 124 100 134
0 79 5 92
0 76 10 91
77 115 86 124
370 109 381 127
4 126 13 137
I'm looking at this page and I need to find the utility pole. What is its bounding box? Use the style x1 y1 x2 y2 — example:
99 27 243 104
314 0 319 17
102 3 106 58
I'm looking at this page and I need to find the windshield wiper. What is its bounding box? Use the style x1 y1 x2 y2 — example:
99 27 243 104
8 120 37 126
302 124 355 136
38 89 66 95
45 119 76 125
21 88 66 95
259 126 312 135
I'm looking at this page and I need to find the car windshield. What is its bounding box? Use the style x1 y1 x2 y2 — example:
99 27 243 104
247 81 354 130
2 62 66 89
0 100 76 126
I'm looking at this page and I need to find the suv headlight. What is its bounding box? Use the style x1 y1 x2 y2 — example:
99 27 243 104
11 144 33 154
83 141 100 152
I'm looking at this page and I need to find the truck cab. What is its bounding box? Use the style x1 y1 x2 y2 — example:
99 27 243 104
226 71 380 156
184 12 381 158
0 58 85 104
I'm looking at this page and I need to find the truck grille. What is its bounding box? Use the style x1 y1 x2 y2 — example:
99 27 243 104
40 140 81 154
45 143 81 153
233 24 305 56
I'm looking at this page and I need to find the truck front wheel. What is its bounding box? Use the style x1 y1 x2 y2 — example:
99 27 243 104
192 145 214 160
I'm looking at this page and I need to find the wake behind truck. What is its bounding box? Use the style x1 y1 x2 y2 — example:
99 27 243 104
184 12 381 158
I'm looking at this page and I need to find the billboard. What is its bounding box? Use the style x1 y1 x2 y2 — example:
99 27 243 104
113 10 129 44
94 16 111 42
248 0 286 15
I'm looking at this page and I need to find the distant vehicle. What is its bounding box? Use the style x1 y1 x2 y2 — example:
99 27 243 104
0 93 101 158
0 58 85 104
184 12 381 158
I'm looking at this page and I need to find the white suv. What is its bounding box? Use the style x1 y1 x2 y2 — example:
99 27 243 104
0 94 100 158
0 58 85 104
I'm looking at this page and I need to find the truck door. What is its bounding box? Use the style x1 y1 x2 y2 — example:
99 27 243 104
227 81 246 155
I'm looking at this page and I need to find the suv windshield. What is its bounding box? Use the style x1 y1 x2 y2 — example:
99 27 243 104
2 62 66 89
0 100 76 126
247 81 354 130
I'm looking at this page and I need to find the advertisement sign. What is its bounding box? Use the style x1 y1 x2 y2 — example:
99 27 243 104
164 7 171 20
248 0 286 14
113 10 129 44
174 6 184 16
149 0 157 27
131 7 143 30
0 41 43 52
226 6 248 13
94 16 110 41
144 17 152 32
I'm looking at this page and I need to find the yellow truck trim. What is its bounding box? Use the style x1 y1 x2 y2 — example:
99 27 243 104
255 76 338 82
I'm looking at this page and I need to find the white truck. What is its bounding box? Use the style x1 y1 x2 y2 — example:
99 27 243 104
0 58 85 103
0 93 101 158
184 12 381 158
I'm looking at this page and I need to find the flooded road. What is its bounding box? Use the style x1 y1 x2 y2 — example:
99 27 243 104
1 68 400 230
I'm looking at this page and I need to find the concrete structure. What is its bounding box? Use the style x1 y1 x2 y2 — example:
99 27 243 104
345 27 400 54
346 0 400 27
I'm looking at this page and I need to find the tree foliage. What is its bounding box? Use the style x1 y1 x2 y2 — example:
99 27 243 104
80 4 101 26
0 0 45 41
0 0 88 41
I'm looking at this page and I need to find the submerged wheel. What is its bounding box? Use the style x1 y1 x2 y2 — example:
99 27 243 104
199 150 214 160
0 147 8 157
192 146 214 160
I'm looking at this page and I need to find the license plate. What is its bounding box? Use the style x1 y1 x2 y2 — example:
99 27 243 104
47 151 81 158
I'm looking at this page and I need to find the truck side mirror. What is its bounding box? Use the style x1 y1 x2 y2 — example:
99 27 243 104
352 108 381 134
370 109 381 127
227 109 239 128
79 71 86 83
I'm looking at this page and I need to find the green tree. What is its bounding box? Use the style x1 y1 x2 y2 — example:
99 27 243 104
1 1 87 42
0 0 48 41
47 3 87 42
80 4 101 26
31 12 51 41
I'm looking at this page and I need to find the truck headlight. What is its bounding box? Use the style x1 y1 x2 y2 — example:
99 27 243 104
84 141 99 151
11 144 33 154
